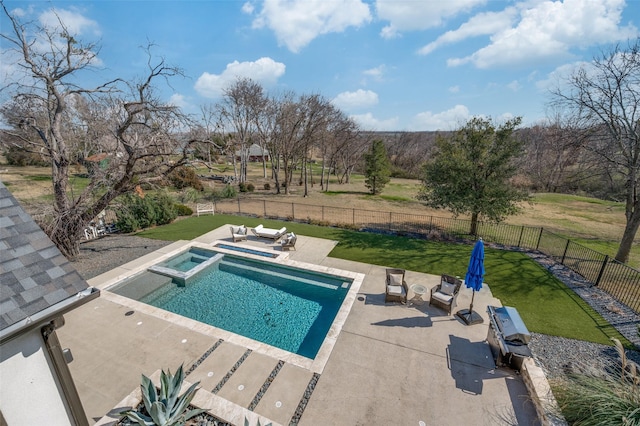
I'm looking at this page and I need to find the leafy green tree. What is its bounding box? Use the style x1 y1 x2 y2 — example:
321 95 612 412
364 139 391 195
418 117 529 235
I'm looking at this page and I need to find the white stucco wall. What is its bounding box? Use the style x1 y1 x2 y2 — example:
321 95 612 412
0 330 73 426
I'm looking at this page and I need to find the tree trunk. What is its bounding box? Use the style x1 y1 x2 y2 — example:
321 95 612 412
470 212 479 236
615 206 640 263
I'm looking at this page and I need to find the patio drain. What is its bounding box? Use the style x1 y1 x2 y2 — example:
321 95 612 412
289 373 320 425
247 360 285 411
186 339 224 377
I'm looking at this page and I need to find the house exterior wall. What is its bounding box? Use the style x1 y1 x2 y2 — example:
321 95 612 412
0 330 73 426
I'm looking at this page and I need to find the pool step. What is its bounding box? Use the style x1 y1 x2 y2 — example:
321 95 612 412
221 260 342 290
188 341 318 425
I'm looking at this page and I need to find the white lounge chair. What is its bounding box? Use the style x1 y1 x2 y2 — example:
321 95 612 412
251 224 287 241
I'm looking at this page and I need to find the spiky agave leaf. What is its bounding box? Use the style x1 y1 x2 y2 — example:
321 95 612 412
168 381 203 421
119 408 154 426
141 373 158 411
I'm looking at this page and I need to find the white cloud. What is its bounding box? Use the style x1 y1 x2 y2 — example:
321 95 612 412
444 0 638 69
242 2 255 14
449 85 460 93
168 94 189 108
418 9 515 55
252 0 371 52
332 89 379 110
411 105 470 131
350 112 399 131
377 0 486 39
194 57 286 98
507 80 521 91
536 61 585 91
39 8 101 36
363 65 386 82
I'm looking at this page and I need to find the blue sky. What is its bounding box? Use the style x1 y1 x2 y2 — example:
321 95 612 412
2 0 639 131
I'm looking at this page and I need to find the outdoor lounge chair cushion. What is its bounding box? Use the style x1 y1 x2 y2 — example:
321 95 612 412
231 225 247 235
387 284 406 296
388 273 404 287
440 281 456 296
432 291 453 303
252 225 287 239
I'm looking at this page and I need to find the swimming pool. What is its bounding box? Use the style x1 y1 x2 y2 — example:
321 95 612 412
109 247 353 359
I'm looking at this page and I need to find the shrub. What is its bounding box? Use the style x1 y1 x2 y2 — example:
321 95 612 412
217 184 237 199
151 192 177 225
115 192 178 232
246 183 255 192
238 182 248 192
120 364 206 426
168 166 203 191
552 338 640 426
177 188 200 204
4 146 49 166
264 183 271 190
174 204 193 216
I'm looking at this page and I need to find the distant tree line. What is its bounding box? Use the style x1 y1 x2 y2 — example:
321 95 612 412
0 2 636 263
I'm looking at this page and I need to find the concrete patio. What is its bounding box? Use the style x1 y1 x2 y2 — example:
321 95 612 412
57 225 540 425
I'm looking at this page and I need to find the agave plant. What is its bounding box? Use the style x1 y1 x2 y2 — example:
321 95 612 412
120 364 207 426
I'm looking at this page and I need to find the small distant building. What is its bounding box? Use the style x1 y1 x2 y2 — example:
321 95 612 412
235 143 270 162
0 181 100 426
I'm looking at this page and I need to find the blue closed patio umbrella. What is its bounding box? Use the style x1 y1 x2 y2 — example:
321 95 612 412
456 238 485 325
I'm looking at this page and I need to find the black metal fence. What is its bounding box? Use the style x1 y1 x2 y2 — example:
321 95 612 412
214 197 640 313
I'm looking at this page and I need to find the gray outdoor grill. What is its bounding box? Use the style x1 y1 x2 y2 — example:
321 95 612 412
486 306 532 370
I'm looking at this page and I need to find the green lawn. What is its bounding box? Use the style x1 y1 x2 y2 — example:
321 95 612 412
138 214 630 347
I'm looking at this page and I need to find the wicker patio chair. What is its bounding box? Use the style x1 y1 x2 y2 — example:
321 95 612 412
385 268 408 304
429 274 462 314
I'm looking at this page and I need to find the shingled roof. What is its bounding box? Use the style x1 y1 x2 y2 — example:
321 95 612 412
0 181 91 332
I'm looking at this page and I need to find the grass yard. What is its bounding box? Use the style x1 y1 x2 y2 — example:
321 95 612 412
138 214 631 348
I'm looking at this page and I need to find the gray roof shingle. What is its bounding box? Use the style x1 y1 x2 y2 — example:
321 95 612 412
0 180 89 331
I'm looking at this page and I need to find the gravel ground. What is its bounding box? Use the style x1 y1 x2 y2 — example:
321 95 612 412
74 233 173 279
73 233 640 381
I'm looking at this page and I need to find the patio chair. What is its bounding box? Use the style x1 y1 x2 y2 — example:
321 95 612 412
429 274 463 315
385 268 408 304
230 225 248 242
280 232 297 250
251 224 287 241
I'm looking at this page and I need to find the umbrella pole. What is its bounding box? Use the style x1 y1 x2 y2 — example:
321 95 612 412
468 290 475 315
455 289 484 325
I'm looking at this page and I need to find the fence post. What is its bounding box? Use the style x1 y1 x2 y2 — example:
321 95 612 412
237 197 241 214
292 203 295 220
594 255 609 287
389 212 392 231
352 208 355 225
517 225 525 248
536 227 544 250
561 239 570 265
322 205 324 221
263 200 266 217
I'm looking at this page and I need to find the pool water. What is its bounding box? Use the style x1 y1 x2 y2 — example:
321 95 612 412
116 251 351 359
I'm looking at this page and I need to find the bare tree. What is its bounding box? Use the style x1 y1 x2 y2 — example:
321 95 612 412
551 40 640 263
1 4 193 259
217 78 265 183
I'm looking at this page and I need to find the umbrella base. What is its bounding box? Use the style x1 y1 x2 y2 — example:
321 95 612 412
456 309 484 325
